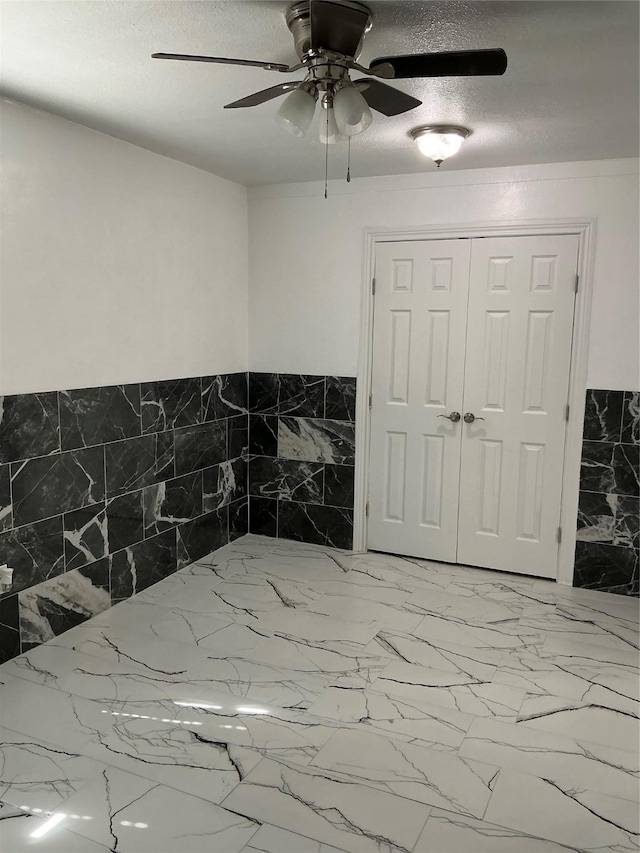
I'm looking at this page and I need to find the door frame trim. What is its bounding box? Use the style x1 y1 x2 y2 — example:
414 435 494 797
354 218 597 586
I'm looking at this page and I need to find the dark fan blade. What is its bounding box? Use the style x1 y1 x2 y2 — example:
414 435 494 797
355 79 422 116
151 53 290 72
224 83 298 109
369 48 507 79
310 0 370 56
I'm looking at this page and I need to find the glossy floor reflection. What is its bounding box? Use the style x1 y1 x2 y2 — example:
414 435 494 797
0 535 638 852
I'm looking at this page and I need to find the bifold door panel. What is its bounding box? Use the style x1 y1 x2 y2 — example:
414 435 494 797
368 234 579 578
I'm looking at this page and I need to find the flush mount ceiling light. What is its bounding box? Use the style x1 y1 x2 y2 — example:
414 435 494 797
410 125 470 167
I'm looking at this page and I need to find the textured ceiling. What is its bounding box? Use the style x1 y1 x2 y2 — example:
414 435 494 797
1 0 638 185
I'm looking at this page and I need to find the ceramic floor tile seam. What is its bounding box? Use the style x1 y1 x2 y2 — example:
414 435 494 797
28 766 265 853
75 738 269 812
306 726 501 820
455 716 639 804
481 767 640 852
412 806 586 853
240 823 353 853
219 754 434 853
516 609 640 653
363 679 529 722
0 808 115 853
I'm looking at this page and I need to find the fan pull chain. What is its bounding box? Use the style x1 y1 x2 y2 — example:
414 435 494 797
346 136 351 183
324 108 329 199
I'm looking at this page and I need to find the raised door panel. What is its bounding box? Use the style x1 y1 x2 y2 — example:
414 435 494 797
457 234 579 577
368 239 471 561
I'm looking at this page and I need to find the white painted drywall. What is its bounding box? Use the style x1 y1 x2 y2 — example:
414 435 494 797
248 159 639 391
0 99 248 395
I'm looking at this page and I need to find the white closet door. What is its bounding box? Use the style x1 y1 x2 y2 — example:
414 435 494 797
368 240 471 561
456 234 579 577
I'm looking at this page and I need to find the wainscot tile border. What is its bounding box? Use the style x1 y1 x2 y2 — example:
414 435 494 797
0 373 249 663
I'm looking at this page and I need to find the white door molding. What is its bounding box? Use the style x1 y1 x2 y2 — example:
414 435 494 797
354 218 597 587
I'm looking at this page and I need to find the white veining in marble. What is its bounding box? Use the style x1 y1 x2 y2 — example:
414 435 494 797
0 534 637 853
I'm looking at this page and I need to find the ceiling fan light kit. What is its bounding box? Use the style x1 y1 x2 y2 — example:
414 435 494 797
152 0 506 186
411 125 470 167
333 84 372 136
276 84 317 137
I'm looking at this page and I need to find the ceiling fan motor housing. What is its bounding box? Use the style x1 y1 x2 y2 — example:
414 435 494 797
285 0 373 60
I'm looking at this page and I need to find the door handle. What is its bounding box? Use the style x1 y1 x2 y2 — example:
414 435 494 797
437 411 461 422
463 412 485 423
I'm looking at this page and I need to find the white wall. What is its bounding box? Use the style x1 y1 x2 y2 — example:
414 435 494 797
0 99 248 395
248 159 639 391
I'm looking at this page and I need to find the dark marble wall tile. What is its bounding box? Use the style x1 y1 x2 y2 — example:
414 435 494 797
614 495 639 550
249 415 278 457
228 415 249 460
202 373 248 421
143 471 203 537
174 421 226 476
576 491 614 543
0 516 64 599
278 501 354 550
11 446 105 527
621 392 639 445
110 529 177 599
278 417 356 465
105 433 174 497
579 441 615 493
64 503 108 571
249 456 323 504
141 378 201 433
19 558 111 649
573 541 638 596
278 375 325 417
578 390 640 597
203 459 246 512
0 594 21 663
0 392 60 463
325 377 357 422
324 464 355 509
582 390 623 442
249 497 278 538
612 444 639 496
177 508 228 568
249 373 280 415
59 385 141 451
229 499 249 541
0 463 11 532
106 491 144 552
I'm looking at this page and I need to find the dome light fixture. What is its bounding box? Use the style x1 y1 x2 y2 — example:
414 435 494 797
410 125 470 167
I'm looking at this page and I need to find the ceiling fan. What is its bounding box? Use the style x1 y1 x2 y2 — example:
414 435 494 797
152 0 507 143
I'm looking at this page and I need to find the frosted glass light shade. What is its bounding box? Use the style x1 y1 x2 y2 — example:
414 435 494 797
411 126 469 166
333 85 372 136
319 106 345 144
276 87 317 137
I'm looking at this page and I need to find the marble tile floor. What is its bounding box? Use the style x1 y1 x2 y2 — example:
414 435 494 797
0 535 638 853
